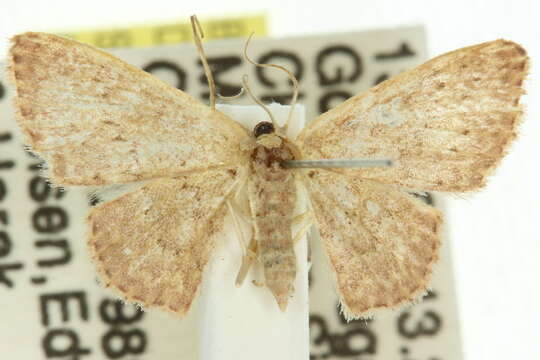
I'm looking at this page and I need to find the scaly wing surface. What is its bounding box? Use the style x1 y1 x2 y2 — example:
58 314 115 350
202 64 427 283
297 40 528 192
8 32 248 185
304 169 442 319
87 167 239 315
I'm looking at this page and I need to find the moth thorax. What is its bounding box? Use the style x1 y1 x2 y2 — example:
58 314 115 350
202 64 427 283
256 133 283 149
251 138 295 170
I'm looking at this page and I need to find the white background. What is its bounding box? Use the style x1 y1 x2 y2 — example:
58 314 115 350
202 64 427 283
1 1 538 359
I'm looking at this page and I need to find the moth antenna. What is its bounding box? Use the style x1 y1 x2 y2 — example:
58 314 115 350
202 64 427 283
190 15 216 110
217 87 245 101
242 74 277 127
243 32 299 135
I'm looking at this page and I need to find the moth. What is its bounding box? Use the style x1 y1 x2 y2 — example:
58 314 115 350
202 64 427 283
7 28 528 319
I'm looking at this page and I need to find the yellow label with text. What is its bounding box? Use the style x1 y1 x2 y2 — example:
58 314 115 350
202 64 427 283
58 14 267 48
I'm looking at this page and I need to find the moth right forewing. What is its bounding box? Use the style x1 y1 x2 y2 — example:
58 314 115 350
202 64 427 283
8 32 249 186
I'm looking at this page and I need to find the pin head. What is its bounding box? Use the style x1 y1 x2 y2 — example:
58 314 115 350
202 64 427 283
253 121 275 138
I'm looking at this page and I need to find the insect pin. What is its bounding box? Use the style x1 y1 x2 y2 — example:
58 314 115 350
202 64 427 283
7 16 528 319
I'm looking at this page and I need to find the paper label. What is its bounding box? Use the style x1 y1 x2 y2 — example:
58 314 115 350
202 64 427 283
0 26 462 359
57 14 267 48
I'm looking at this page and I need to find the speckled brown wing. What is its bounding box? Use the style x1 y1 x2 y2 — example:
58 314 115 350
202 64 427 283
304 169 442 319
297 40 528 192
8 32 248 186
87 167 239 315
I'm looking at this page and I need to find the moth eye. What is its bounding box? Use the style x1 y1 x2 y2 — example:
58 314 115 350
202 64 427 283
253 121 275 138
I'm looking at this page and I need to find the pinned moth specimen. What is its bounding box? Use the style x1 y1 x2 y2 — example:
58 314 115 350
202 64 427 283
7 26 528 319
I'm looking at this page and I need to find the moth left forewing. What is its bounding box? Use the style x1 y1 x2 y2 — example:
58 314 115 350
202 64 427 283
8 32 249 186
87 167 241 315
297 39 528 193
304 169 442 319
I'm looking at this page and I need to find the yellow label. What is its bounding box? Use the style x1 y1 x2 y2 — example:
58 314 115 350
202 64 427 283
58 14 267 48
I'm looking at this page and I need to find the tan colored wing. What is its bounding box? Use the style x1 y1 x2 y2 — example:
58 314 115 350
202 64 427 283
87 167 239 315
8 32 248 186
304 169 442 319
297 40 528 192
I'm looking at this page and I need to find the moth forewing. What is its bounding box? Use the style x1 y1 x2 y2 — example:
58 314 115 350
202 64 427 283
8 32 249 187
297 39 528 193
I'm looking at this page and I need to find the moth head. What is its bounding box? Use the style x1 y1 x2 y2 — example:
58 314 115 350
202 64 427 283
253 121 275 138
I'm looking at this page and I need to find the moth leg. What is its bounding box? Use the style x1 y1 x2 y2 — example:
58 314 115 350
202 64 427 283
227 168 260 286
228 206 259 288
292 211 314 245
235 234 258 287
251 279 265 287
228 196 252 224
227 200 249 254
292 210 313 227
233 167 249 199
230 169 251 222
